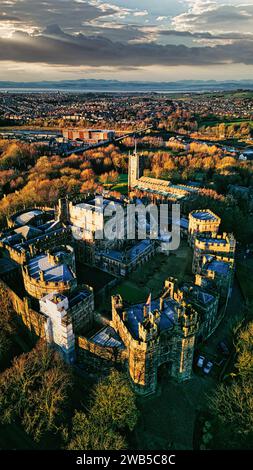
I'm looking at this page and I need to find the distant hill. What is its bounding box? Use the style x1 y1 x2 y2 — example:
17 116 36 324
1 79 253 92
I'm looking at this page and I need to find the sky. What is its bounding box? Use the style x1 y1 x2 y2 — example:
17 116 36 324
0 0 253 82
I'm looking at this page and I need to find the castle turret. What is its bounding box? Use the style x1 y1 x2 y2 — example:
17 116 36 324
40 293 75 364
170 302 199 382
58 197 69 224
188 209 220 246
128 145 145 189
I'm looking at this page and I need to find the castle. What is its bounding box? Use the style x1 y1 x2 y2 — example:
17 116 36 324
0 153 236 395
0 206 94 364
128 149 201 205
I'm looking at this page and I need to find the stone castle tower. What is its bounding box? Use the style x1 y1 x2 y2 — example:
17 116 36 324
128 143 145 189
58 197 70 224
111 289 199 396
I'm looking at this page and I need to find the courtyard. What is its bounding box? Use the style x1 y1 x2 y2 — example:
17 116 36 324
109 240 193 306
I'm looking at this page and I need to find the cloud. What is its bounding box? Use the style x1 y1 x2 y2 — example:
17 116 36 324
0 0 253 78
133 11 148 17
0 0 154 43
159 29 253 42
1 25 253 68
79 22 150 43
0 14 22 23
172 3 253 33
0 0 118 31
156 16 169 22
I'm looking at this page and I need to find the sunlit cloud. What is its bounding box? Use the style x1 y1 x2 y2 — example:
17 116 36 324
0 0 252 80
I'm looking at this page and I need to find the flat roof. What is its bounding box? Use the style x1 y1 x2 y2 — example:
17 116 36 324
206 259 231 275
75 198 122 210
13 227 66 250
69 289 91 307
191 210 219 222
197 236 227 246
27 252 74 283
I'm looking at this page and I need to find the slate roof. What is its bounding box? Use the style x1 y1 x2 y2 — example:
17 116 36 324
100 239 152 263
15 209 43 226
91 326 125 349
126 298 177 340
191 210 219 222
27 253 74 283
14 225 42 240
206 259 231 276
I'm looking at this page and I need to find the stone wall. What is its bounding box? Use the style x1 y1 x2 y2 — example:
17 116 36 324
70 288 94 332
77 335 127 364
0 279 47 339
22 265 77 300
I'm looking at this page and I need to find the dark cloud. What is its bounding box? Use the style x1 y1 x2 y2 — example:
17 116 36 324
160 29 253 41
1 26 253 67
0 0 117 30
74 23 149 44
0 13 21 22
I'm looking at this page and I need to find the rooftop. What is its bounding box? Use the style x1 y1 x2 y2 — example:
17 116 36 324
191 210 219 222
14 225 42 240
75 197 122 211
27 251 74 283
15 209 43 226
196 235 228 246
205 259 231 276
91 326 125 349
101 239 152 263
69 289 91 307
126 297 177 340
133 184 186 201
181 284 215 305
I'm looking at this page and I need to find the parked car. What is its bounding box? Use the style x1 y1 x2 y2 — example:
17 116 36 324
197 355 205 368
203 361 213 375
218 341 230 356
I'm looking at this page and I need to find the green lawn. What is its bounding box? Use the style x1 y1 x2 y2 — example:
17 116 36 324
111 174 128 195
118 174 128 183
110 241 193 305
197 113 253 128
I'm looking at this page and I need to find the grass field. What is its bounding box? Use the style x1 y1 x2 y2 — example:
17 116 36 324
110 174 128 195
109 241 193 305
198 118 253 128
